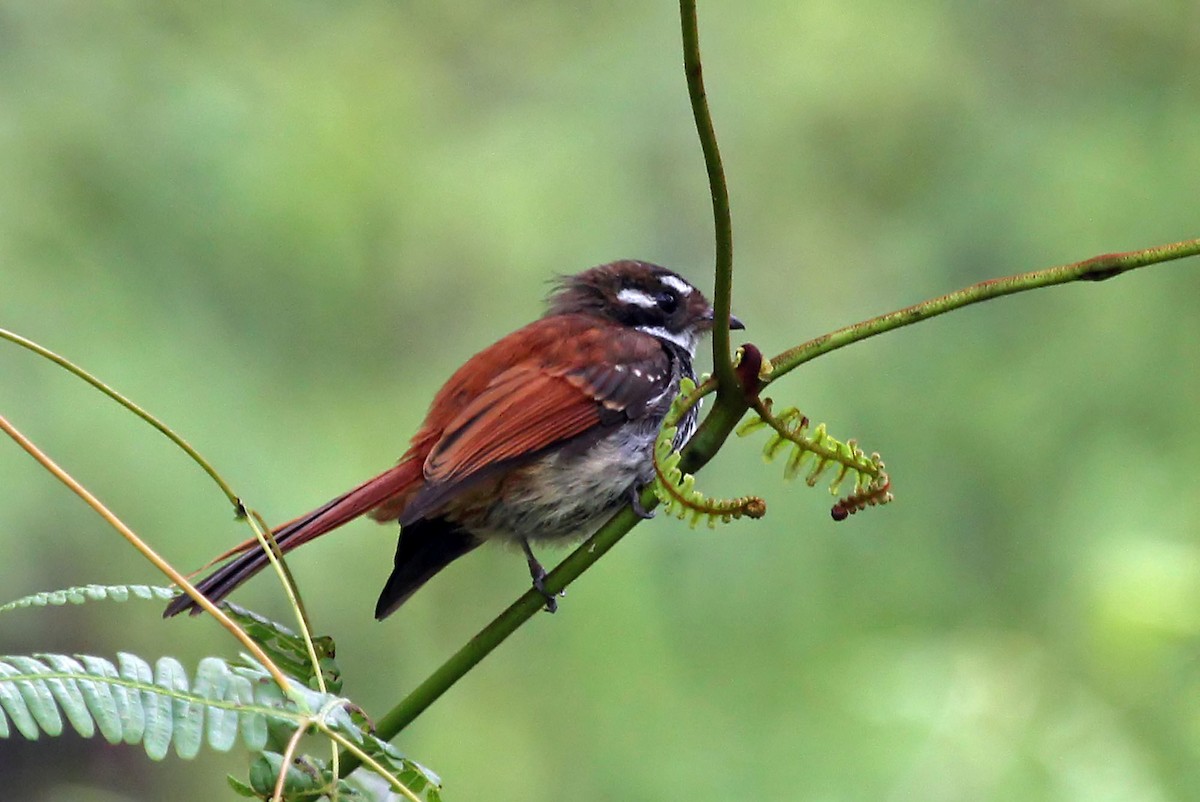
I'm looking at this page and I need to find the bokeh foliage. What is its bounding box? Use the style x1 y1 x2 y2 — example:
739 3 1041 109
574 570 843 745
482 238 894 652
2 1 1199 800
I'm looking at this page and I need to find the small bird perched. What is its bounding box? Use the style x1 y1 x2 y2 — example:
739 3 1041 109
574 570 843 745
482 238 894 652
165 260 742 619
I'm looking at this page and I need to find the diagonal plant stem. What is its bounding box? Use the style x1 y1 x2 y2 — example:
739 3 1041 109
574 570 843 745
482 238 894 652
0 413 295 693
764 238 1200 382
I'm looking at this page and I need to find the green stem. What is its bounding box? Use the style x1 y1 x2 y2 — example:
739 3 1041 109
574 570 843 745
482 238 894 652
0 327 244 516
765 238 1200 382
680 0 738 399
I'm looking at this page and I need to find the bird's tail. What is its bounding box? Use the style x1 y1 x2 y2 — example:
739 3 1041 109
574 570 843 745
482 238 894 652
163 460 422 617
373 519 482 619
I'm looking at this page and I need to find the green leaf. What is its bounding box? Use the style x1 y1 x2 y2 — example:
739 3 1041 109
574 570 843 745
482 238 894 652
78 654 124 743
196 657 240 752
226 774 259 798
7 656 63 736
117 652 150 746
143 657 180 760
38 654 94 738
651 379 767 528
738 400 893 518
249 751 342 800
0 660 40 739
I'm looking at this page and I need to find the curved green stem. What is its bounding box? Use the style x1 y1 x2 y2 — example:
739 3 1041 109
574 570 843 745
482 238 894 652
0 327 244 516
680 0 738 399
0 328 336 711
0 413 295 694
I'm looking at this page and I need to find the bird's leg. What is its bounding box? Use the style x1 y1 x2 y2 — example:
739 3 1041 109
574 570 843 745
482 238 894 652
520 537 560 613
628 483 656 519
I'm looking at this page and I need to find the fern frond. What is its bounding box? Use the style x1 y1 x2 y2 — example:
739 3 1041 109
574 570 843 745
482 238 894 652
738 398 893 519
0 651 442 798
0 584 176 614
651 378 766 528
0 586 345 696
0 652 328 759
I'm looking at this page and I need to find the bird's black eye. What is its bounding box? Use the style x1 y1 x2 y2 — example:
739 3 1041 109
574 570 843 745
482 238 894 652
655 291 678 314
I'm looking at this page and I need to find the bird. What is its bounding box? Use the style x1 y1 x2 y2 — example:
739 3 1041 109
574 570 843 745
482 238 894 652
164 259 743 620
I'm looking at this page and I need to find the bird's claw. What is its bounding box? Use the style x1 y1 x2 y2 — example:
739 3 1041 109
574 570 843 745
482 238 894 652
530 567 560 614
521 538 562 613
629 485 655 519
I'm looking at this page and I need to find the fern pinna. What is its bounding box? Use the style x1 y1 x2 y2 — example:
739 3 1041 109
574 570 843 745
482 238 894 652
738 398 893 520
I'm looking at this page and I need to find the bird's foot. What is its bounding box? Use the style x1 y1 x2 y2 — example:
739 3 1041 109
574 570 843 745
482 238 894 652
628 484 656 519
521 538 562 613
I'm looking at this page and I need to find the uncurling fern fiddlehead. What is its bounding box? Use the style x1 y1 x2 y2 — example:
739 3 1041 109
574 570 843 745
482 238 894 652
737 398 893 520
651 378 767 527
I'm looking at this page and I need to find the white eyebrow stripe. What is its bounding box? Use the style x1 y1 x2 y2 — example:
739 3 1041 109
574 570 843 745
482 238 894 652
617 288 658 308
659 275 694 296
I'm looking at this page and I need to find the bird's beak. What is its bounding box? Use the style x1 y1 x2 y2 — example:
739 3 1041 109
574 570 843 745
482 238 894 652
703 308 746 331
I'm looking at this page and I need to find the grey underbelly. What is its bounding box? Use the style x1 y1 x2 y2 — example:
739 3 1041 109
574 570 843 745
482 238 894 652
474 429 658 543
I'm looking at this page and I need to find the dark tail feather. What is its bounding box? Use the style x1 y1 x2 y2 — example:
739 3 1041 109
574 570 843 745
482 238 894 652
374 519 481 620
164 461 421 617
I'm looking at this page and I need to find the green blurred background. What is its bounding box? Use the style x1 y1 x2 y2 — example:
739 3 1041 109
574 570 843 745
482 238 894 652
2 2 1199 800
